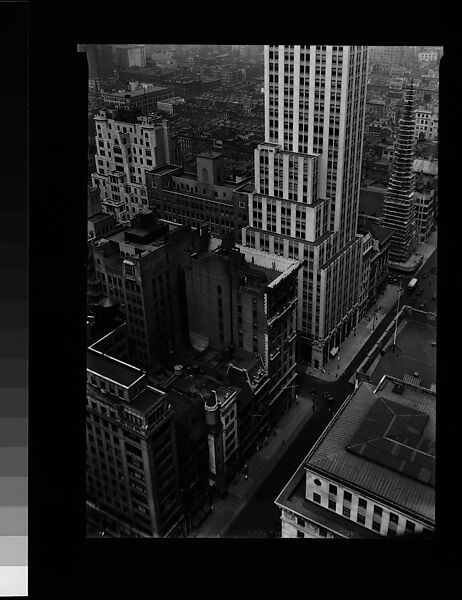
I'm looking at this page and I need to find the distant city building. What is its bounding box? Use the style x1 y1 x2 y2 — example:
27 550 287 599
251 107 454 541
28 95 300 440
414 108 438 141
418 50 439 63
146 151 252 241
368 46 406 69
156 97 185 114
91 108 175 223
241 45 369 368
86 330 185 537
89 209 208 370
112 44 147 68
101 83 175 113
275 376 435 538
381 82 419 265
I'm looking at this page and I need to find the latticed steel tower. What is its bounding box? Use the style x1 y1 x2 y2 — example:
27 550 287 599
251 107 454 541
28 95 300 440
381 81 418 263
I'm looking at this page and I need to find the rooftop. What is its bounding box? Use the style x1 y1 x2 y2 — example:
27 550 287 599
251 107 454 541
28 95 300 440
87 349 144 388
369 318 436 390
413 158 438 176
358 221 394 245
88 212 114 224
305 379 435 523
359 189 386 217
197 150 224 159
103 85 171 98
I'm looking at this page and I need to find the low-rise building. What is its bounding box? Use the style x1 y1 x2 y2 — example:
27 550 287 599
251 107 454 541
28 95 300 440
275 376 435 538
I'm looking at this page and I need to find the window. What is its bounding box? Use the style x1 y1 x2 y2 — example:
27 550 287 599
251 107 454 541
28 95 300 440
312 492 321 504
358 498 367 510
342 506 350 518
318 527 328 538
357 513 366 525
328 499 336 511
405 521 415 534
343 491 352 503
328 484 337 496
297 530 304 538
372 520 381 532
296 516 305 527
389 513 399 524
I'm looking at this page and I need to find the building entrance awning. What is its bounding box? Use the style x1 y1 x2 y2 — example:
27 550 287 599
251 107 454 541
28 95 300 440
330 347 339 357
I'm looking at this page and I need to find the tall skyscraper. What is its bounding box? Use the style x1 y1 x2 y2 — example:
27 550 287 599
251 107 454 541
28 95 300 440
381 82 418 264
241 45 369 368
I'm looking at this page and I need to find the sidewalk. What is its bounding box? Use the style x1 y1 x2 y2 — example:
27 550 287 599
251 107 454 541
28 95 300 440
308 283 401 382
189 392 318 538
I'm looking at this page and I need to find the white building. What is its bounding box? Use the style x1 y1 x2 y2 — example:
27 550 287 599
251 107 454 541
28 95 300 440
91 108 172 223
241 45 369 368
275 376 435 538
418 50 438 63
414 108 438 141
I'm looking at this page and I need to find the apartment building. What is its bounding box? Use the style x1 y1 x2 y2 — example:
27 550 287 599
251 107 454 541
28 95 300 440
241 45 369 368
91 108 174 224
275 376 435 538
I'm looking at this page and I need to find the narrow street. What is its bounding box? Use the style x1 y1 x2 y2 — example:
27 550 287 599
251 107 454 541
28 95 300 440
223 248 436 537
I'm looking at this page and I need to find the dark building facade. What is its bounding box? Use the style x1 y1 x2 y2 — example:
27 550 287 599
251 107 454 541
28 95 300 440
86 333 184 538
89 209 208 370
146 152 251 242
184 240 302 425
